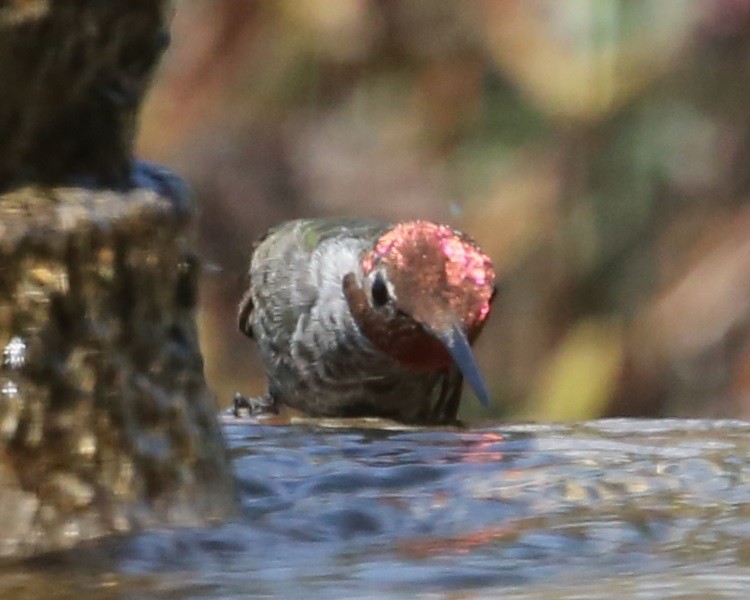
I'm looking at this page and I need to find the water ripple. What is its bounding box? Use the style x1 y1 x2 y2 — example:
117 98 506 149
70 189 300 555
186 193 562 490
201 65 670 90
5 418 750 599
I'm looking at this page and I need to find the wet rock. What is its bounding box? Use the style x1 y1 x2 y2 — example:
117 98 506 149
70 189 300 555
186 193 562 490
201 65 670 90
0 172 235 559
0 1 234 558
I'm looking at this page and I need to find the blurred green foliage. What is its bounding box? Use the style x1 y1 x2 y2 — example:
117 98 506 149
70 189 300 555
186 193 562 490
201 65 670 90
139 0 750 421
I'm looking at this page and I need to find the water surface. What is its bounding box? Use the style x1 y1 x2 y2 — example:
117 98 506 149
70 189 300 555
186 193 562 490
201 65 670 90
3 418 750 599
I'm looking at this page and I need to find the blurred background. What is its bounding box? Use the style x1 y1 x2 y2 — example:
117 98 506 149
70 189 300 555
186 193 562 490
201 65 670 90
137 0 750 422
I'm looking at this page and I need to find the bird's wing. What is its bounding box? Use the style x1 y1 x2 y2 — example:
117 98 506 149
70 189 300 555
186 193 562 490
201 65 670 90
237 224 280 339
238 284 256 338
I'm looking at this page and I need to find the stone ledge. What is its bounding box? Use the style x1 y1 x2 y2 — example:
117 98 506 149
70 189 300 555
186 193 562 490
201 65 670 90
0 169 234 560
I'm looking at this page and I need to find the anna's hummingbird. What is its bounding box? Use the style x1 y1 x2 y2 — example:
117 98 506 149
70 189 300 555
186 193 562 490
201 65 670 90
237 218 496 424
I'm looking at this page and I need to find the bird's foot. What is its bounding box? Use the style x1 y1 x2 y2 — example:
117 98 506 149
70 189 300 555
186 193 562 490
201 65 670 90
231 392 278 418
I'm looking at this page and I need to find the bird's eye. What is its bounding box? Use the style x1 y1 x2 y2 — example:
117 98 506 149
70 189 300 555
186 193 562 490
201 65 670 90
371 274 389 307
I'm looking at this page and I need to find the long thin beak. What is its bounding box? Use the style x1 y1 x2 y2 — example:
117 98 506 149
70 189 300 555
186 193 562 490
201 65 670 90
433 323 491 407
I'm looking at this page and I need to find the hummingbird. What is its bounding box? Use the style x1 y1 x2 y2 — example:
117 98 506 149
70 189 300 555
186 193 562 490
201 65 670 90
236 218 496 424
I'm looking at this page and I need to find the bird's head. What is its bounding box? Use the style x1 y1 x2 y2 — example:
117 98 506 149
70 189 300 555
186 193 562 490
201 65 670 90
343 221 496 406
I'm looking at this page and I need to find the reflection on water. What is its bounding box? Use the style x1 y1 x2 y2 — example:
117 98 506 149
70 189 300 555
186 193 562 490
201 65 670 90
3 419 750 599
